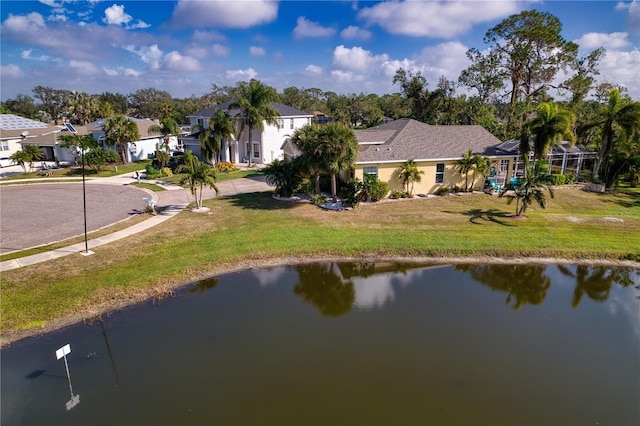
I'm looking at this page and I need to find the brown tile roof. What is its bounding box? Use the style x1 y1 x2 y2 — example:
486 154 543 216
355 118 508 163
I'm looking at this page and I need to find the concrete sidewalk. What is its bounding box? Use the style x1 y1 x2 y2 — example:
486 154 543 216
0 174 271 271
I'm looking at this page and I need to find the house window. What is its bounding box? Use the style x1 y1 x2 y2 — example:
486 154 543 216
0 141 9 151
290 118 294 129
253 143 260 159
363 166 378 177
277 119 284 129
307 118 311 125
435 163 445 184
499 159 509 174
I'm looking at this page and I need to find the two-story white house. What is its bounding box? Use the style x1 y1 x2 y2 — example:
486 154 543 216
185 102 313 165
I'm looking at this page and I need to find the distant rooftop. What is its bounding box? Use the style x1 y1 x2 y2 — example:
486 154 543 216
0 114 48 131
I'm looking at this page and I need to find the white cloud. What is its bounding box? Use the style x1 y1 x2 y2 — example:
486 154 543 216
124 44 164 69
358 0 520 38
0 64 24 78
103 4 130 25
598 48 640 96
305 64 323 74
170 0 278 29
340 25 372 40
123 68 140 77
192 30 226 43
21 49 50 61
293 16 336 38
250 46 266 56
103 4 150 29
212 44 230 56
331 45 388 73
416 41 471 80
103 67 118 76
576 32 632 50
616 0 640 34
162 51 201 72
226 68 258 80
69 59 98 74
48 14 68 23
2 12 46 31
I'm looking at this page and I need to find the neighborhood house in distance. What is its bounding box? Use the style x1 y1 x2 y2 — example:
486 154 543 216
183 101 313 164
1 109 597 194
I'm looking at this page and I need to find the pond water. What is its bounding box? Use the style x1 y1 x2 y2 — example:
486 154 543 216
1 263 639 426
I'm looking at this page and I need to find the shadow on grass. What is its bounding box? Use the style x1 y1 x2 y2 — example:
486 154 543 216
447 208 514 226
600 192 640 209
223 191 302 210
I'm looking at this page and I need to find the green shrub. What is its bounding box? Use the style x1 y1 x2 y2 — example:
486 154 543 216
160 167 173 177
362 175 388 202
216 161 238 173
435 186 451 196
546 174 576 186
311 193 328 206
145 164 161 179
452 185 464 193
340 179 364 207
391 190 410 199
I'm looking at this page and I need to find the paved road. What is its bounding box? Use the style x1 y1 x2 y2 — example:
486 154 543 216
0 183 149 253
0 173 271 256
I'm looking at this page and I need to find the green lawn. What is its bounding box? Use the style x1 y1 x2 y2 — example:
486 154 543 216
157 168 263 185
0 159 151 181
1 187 639 339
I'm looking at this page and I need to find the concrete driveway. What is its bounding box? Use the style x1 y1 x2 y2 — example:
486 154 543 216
0 183 149 253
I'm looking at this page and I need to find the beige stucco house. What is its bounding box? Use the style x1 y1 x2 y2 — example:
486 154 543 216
354 119 517 194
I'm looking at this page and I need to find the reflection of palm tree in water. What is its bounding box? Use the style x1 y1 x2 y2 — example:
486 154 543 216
456 264 551 309
293 263 355 317
557 265 637 308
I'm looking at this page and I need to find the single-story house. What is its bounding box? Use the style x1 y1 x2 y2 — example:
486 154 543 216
0 114 86 165
86 116 179 163
184 101 313 164
354 118 516 194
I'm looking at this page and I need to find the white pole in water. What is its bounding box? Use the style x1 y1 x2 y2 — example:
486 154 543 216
56 344 80 410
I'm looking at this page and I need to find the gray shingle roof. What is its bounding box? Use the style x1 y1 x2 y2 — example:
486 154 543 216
188 102 312 119
355 118 507 163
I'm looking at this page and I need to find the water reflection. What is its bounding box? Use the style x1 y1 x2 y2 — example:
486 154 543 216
189 276 219 293
455 264 551 309
556 265 638 307
292 263 355 317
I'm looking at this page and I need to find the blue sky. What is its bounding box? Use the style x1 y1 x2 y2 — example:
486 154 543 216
1 1 639 102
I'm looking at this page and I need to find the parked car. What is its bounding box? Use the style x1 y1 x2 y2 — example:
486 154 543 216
0 157 14 168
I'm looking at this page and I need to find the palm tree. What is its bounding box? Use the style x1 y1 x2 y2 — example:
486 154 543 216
499 156 555 217
148 118 181 152
455 149 475 191
291 124 324 194
579 88 640 181
177 151 219 210
228 79 280 167
470 154 491 191
525 102 575 161
397 159 424 194
103 115 140 164
10 144 44 173
263 158 303 197
209 108 237 163
316 122 359 202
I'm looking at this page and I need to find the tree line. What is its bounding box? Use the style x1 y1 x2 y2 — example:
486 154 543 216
2 9 638 187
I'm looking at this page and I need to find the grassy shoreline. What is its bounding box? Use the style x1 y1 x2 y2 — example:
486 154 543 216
1 187 639 347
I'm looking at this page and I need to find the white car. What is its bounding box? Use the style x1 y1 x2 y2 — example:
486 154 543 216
0 157 14 168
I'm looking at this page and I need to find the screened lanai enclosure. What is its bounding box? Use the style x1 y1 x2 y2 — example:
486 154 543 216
497 139 598 181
